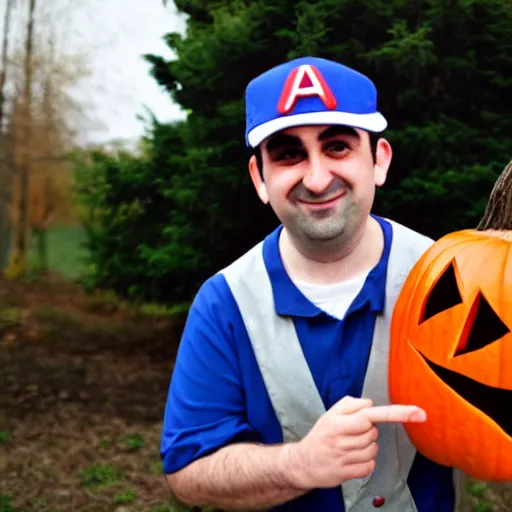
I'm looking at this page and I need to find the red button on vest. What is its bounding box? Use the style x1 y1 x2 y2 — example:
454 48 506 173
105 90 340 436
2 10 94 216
372 496 385 508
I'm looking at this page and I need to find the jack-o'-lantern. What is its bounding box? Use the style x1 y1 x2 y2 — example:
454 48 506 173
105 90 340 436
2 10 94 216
389 160 512 481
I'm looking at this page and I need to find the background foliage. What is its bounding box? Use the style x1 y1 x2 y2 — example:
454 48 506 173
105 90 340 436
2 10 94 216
74 0 512 304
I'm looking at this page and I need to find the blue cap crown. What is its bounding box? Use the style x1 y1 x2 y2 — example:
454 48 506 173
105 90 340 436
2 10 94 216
244 57 387 148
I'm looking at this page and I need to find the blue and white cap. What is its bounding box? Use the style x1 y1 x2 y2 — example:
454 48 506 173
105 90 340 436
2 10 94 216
244 56 387 148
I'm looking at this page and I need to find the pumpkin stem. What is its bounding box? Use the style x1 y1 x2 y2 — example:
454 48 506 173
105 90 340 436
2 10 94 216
477 159 512 231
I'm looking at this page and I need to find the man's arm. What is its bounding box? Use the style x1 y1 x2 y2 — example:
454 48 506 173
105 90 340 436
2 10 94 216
166 399 428 511
166 442 308 510
160 275 304 509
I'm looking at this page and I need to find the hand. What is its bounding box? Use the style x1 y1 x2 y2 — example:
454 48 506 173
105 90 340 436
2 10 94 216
287 396 426 489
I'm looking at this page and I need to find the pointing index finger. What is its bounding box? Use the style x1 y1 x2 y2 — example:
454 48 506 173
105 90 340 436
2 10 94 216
362 405 427 424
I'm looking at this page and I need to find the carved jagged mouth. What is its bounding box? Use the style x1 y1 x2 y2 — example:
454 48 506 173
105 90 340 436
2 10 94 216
418 351 512 437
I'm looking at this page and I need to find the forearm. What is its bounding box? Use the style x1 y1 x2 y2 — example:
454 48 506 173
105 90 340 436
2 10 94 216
166 442 309 510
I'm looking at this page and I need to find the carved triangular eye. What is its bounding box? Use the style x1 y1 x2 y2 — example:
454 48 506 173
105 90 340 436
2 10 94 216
455 291 510 356
419 260 463 324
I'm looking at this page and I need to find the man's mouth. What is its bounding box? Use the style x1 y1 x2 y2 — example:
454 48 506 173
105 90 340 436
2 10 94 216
298 192 345 209
417 349 512 436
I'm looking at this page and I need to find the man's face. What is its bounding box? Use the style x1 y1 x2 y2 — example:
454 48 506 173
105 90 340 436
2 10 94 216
249 124 391 249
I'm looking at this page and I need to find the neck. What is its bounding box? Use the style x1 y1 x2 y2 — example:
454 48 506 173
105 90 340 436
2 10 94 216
279 216 384 285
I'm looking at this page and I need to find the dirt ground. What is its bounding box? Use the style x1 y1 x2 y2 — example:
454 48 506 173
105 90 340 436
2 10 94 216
0 274 510 512
0 274 188 512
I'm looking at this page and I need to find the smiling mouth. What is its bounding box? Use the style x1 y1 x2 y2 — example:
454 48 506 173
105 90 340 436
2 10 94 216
299 192 345 208
418 350 512 437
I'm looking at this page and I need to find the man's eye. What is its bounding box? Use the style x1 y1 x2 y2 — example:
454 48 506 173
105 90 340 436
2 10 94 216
327 141 349 153
277 148 303 161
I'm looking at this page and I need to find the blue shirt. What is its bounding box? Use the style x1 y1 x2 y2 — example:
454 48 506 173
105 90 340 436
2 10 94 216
160 215 455 511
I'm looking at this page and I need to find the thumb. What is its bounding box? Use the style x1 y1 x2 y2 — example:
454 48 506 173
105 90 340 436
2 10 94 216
330 396 373 415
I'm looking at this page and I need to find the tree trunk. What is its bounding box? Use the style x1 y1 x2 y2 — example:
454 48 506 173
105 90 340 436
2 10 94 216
7 0 37 279
0 134 13 269
0 0 15 270
0 0 14 130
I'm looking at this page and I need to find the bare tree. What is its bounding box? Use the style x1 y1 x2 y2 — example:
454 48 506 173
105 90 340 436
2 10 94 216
4 0 36 279
0 0 15 130
3 0 91 278
0 0 16 269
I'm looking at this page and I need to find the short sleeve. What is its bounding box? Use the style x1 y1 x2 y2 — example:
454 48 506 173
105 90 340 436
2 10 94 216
160 274 259 474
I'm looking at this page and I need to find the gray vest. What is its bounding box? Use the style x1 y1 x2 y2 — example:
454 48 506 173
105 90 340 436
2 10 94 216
221 220 466 511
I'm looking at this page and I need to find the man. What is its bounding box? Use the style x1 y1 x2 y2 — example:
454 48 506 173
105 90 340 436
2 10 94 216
160 57 463 511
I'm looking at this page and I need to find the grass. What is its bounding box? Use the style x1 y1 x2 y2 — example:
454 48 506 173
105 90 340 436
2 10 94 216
466 479 497 512
0 496 18 512
28 225 87 279
0 272 194 511
77 464 124 490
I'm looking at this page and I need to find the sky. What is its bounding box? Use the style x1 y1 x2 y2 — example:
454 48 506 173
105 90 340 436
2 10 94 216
71 1 189 146
1 0 188 147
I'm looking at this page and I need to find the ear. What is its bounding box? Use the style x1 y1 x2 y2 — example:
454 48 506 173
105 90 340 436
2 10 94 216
248 154 269 204
374 138 392 187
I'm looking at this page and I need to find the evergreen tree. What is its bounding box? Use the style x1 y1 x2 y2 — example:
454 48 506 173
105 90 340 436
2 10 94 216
147 0 511 241
76 0 512 303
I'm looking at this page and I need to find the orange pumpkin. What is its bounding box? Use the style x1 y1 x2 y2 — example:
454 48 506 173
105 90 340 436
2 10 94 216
389 228 512 481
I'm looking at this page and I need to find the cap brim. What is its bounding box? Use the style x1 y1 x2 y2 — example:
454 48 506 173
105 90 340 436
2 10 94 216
247 111 388 148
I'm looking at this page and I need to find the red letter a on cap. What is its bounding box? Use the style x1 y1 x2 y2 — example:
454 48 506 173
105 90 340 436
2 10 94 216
277 65 337 114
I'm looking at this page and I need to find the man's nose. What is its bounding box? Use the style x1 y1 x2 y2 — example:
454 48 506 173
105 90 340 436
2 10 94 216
301 154 334 194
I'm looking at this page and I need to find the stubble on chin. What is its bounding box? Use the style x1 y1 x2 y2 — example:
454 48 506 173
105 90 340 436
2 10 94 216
290 196 357 243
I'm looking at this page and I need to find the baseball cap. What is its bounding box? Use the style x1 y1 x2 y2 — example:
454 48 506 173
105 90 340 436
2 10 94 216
244 56 387 148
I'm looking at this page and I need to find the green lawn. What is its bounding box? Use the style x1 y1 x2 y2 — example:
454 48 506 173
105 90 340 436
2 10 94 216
28 225 88 279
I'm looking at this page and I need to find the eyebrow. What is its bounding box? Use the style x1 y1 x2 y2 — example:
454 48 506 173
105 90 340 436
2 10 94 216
318 125 360 141
265 134 302 153
265 125 360 153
